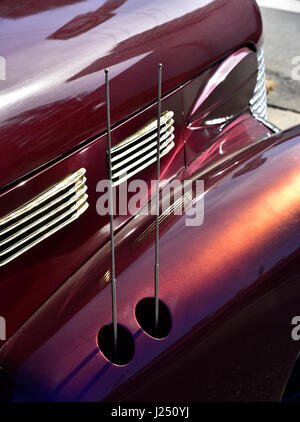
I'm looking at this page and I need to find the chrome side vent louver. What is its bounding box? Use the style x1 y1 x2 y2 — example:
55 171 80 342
110 110 175 186
250 47 268 120
0 168 88 267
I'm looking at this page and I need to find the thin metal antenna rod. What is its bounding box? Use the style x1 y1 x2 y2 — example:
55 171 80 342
105 68 118 358
155 63 162 335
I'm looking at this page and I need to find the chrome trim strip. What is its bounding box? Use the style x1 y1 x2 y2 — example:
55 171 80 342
0 168 89 267
112 111 174 152
0 178 86 237
250 85 267 106
256 65 265 79
257 48 264 61
110 111 175 186
0 186 87 246
111 118 174 162
0 168 86 226
250 47 267 120
112 134 175 179
0 203 88 267
112 139 175 187
112 127 175 171
0 194 88 257
253 75 266 94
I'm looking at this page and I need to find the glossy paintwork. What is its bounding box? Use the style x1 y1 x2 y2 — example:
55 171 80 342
187 48 257 125
2 0 295 403
0 0 262 191
183 47 259 164
0 86 184 343
0 37 263 344
0 103 271 346
2 124 300 401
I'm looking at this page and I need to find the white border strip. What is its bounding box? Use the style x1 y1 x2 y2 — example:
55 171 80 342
256 0 300 14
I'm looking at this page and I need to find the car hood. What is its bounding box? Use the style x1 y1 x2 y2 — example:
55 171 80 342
0 0 262 191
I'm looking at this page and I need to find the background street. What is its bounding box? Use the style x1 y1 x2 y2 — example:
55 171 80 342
257 0 300 129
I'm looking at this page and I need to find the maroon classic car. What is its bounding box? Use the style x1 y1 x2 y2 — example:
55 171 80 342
1 0 300 402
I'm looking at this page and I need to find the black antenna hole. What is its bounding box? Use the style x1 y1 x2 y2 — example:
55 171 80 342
97 324 134 366
135 297 172 339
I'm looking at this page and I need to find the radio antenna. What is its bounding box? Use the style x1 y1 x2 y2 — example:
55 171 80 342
154 63 162 335
105 68 118 359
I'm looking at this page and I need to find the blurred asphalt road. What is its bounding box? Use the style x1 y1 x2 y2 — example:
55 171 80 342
257 1 300 129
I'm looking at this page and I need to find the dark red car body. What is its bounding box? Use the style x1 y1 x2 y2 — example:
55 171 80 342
0 0 300 401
